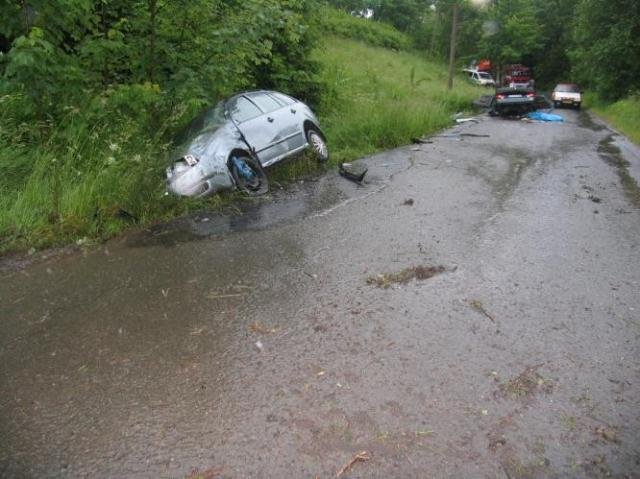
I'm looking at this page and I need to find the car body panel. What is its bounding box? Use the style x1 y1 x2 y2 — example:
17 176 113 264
166 90 324 197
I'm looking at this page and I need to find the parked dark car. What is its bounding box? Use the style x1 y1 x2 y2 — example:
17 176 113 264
166 90 328 197
551 83 582 109
490 87 536 116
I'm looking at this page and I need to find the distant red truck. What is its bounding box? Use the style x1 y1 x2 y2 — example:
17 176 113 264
503 64 534 89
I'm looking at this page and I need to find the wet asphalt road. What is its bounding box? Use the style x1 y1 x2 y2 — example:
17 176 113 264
2 110 640 478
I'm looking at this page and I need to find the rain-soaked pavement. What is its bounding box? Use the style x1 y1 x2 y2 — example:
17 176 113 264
2 110 640 478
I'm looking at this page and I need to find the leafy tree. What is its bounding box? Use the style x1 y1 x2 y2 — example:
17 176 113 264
477 0 542 78
374 0 430 32
570 0 640 100
527 0 578 88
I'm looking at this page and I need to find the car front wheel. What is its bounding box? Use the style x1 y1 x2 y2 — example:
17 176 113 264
229 153 269 196
307 128 329 162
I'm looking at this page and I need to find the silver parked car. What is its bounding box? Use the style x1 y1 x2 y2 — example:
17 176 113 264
166 90 329 197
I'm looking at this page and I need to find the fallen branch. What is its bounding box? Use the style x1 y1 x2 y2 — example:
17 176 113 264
336 451 370 477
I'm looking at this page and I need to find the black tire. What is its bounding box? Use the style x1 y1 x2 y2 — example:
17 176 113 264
575 103 581 110
306 128 329 162
229 153 269 196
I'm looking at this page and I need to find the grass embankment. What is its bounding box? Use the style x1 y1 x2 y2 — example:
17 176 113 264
316 37 481 163
586 94 640 145
0 29 482 254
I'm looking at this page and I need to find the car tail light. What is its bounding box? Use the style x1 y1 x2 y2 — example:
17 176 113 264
496 94 505 100
526 92 535 98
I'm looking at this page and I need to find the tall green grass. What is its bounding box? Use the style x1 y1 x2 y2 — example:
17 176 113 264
586 93 640 145
316 37 482 163
317 7 412 51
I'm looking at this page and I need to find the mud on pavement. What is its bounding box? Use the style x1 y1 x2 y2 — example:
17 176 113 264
1 109 640 478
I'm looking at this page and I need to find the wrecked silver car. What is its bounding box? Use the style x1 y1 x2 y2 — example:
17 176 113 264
166 90 329 197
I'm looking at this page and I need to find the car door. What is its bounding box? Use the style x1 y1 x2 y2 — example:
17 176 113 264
227 95 279 165
245 92 305 166
267 92 306 151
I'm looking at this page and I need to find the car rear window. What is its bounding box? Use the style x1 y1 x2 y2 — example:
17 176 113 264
555 84 579 92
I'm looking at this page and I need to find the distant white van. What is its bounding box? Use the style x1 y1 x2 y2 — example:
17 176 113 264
463 69 496 87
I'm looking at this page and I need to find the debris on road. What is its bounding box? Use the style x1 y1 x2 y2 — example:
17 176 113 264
525 111 564 122
500 365 553 400
468 299 496 323
595 426 618 443
437 133 490 139
339 162 368 183
366 265 446 288
184 466 224 479
336 450 371 477
588 195 602 203
254 340 264 352
249 321 276 334
206 292 244 300
455 117 479 124
403 198 414 206
411 137 433 144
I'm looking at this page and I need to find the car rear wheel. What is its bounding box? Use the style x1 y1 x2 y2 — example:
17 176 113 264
229 153 269 196
307 128 329 162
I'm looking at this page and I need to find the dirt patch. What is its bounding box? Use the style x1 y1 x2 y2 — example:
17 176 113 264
578 110 605 132
499 365 553 401
366 265 446 288
598 135 640 208
500 457 552 479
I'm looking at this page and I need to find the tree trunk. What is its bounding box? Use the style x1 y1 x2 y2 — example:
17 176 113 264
148 0 157 83
447 2 459 90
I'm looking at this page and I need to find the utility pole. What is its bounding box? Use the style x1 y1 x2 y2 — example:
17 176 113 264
447 1 459 90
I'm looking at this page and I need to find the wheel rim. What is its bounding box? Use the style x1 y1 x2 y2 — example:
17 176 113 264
233 157 262 191
309 131 328 160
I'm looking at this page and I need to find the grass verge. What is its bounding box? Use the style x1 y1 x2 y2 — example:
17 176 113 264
586 93 640 144
315 37 483 164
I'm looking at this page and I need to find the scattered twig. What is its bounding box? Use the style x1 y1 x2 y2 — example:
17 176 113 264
367 265 446 288
249 321 276 334
468 299 496 323
206 292 244 299
336 451 371 477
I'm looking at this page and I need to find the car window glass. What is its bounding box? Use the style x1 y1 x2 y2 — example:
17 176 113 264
174 102 226 146
557 84 579 92
247 93 282 113
270 92 295 106
228 96 262 123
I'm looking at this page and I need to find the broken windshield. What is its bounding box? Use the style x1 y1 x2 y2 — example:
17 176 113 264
175 101 227 146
